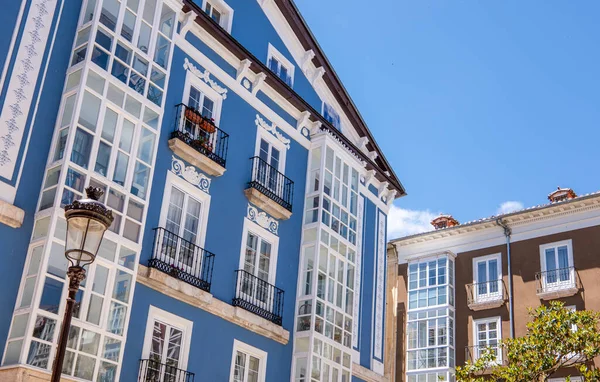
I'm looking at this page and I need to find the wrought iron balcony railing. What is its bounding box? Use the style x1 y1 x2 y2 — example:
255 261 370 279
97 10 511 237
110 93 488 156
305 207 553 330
138 359 195 382
232 269 284 326
149 227 215 293
465 345 504 366
535 266 580 299
248 156 294 212
466 280 507 310
172 103 229 168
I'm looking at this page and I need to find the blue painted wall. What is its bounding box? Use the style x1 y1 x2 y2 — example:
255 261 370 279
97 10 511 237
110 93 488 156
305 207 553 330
0 0 81 359
139 48 307 319
359 195 377 368
193 1 324 114
122 284 293 381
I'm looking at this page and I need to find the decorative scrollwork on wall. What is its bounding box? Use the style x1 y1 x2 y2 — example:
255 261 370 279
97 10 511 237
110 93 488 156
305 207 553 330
171 156 211 193
247 204 279 234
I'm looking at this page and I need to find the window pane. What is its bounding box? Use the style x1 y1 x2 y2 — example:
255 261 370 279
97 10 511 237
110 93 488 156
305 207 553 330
101 108 118 142
153 34 170 69
112 152 129 186
131 161 149 199
143 0 157 23
100 0 120 31
78 91 101 131
113 270 132 302
137 128 155 163
71 128 93 168
121 10 135 41
86 294 104 325
137 22 151 53
94 142 112 176
65 168 85 192
158 5 175 37
27 341 52 368
74 354 96 380
53 128 69 161
39 278 63 314
61 95 76 127
107 302 127 335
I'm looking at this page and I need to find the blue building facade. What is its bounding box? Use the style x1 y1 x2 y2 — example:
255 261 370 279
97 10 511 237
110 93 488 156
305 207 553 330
0 1 406 381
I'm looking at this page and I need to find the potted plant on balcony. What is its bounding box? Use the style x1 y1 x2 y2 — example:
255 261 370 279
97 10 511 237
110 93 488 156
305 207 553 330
200 117 217 134
190 136 213 152
169 263 180 278
185 107 202 124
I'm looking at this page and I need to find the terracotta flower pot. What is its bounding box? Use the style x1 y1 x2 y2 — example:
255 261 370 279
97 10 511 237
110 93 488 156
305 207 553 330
200 118 217 134
185 108 202 124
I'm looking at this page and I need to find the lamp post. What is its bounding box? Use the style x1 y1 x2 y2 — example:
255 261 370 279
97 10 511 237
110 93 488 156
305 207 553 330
50 187 114 382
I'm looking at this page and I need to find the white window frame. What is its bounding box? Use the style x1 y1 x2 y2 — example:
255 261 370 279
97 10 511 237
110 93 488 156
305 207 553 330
183 69 224 127
254 128 287 174
201 0 234 33
141 306 193 371
472 253 502 302
472 316 502 364
539 239 575 290
238 218 279 286
322 102 341 131
158 170 211 250
229 339 267 382
267 43 295 87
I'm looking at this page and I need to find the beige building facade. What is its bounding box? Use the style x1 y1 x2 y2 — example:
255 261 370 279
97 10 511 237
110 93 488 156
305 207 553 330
387 188 600 382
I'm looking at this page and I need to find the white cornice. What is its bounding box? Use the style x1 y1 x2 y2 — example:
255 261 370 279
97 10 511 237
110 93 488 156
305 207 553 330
392 195 600 263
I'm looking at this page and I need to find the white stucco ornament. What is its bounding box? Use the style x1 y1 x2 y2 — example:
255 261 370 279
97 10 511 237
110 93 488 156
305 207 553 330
255 114 291 149
171 156 211 193
247 205 279 234
184 58 228 99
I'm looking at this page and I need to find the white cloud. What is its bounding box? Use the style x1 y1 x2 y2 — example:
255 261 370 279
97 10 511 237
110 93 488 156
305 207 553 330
496 201 524 215
387 205 437 239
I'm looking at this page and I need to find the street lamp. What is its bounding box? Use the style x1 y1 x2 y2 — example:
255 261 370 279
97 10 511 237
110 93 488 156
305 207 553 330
51 186 114 382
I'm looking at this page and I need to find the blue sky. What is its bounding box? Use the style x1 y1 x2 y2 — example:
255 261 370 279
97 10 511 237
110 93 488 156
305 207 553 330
295 0 600 238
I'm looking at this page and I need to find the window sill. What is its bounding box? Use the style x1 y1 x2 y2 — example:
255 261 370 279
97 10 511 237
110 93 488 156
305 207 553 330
468 296 506 311
244 187 291 220
0 200 24 228
137 265 289 344
537 285 579 300
352 363 387 382
168 137 226 177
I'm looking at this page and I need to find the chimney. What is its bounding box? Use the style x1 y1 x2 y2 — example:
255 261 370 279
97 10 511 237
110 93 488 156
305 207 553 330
431 214 459 230
548 187 577 203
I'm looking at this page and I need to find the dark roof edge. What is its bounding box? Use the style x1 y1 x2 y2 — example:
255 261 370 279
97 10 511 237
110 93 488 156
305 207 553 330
279 0 406 196
182 0 406 197
389 191 600 244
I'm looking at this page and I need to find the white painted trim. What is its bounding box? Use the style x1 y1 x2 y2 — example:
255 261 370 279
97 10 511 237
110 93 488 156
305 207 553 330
266 43 295 87
201 0 234 33
394 201 600 264
229 339 268 382
254 123 287 173
158 170 211 249
472 316 502 364
472 253 502 284
238 218 279 286
141 305 193 370
174 34 311 150
257 0 362 144
183 61 224 126
539 239 573 272
0 0 27 96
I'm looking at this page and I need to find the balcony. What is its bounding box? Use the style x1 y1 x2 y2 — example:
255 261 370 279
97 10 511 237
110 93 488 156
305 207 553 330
232 270 284 326
535 266 580 300
168 103 229 176
138 359 195 382
244 156 294 220
466 280 507 311
465 345 504 367
148 227 215 293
